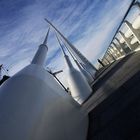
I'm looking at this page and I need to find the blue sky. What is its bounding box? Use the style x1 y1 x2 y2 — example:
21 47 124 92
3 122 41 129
0 0 136 79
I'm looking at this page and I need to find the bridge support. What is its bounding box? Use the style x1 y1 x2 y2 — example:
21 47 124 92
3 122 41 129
115 37 128 54
108 48 118 59
119 31 134 51
112 42 123 56
124 21 140 44
111 45 120 58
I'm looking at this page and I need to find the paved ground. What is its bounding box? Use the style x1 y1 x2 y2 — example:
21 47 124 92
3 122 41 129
83 51 140 140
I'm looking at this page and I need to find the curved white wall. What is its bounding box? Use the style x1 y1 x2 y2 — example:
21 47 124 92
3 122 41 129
125 30 132 38
0 64 88 140
66 67 92 104
132 15 140 29
131 36 138 44
120 37 125 43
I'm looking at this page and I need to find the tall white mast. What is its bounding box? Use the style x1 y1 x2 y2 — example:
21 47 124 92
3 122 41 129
0 26 89 140
55 32 92 104
32 27 50 66
44 18 97 78
57 34 94 85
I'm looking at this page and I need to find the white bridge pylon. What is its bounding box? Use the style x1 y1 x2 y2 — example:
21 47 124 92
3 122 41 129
44 18 97 79
55 31 92 104
0 27 89 140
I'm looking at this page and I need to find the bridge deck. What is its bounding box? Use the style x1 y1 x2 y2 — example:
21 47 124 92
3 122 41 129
84 51 140 140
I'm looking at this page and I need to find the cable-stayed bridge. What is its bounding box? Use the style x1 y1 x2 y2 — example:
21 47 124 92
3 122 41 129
0 0 140 140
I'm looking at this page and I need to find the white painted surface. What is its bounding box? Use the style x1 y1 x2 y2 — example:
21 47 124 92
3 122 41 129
120 37 125 43
64 55 92 104
66 67 92 104
131 36 138 44
0 64 88 140
32 44 48 66
75 60 94 85
125 30 132 38
132 15 140 29
81 67 94 85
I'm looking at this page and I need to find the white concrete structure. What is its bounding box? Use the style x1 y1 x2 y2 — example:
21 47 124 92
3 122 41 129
102 59 108 65
45 18 97 78
119 31 133 50
125 29 133 38
115 37 127 54
103 3 140 63
64 54 92 104
107 54 114 63
111 45 120 58
107 51 116 61
131 37 138 44
124 20 140 44
112 42 123 56
62 39 94 85
108 48 118 59
0 29 89 140
55 32 92 104
132 14 140 29
74 59 94 85
32 27 50 66
120 37 125 43
103 54 111 64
